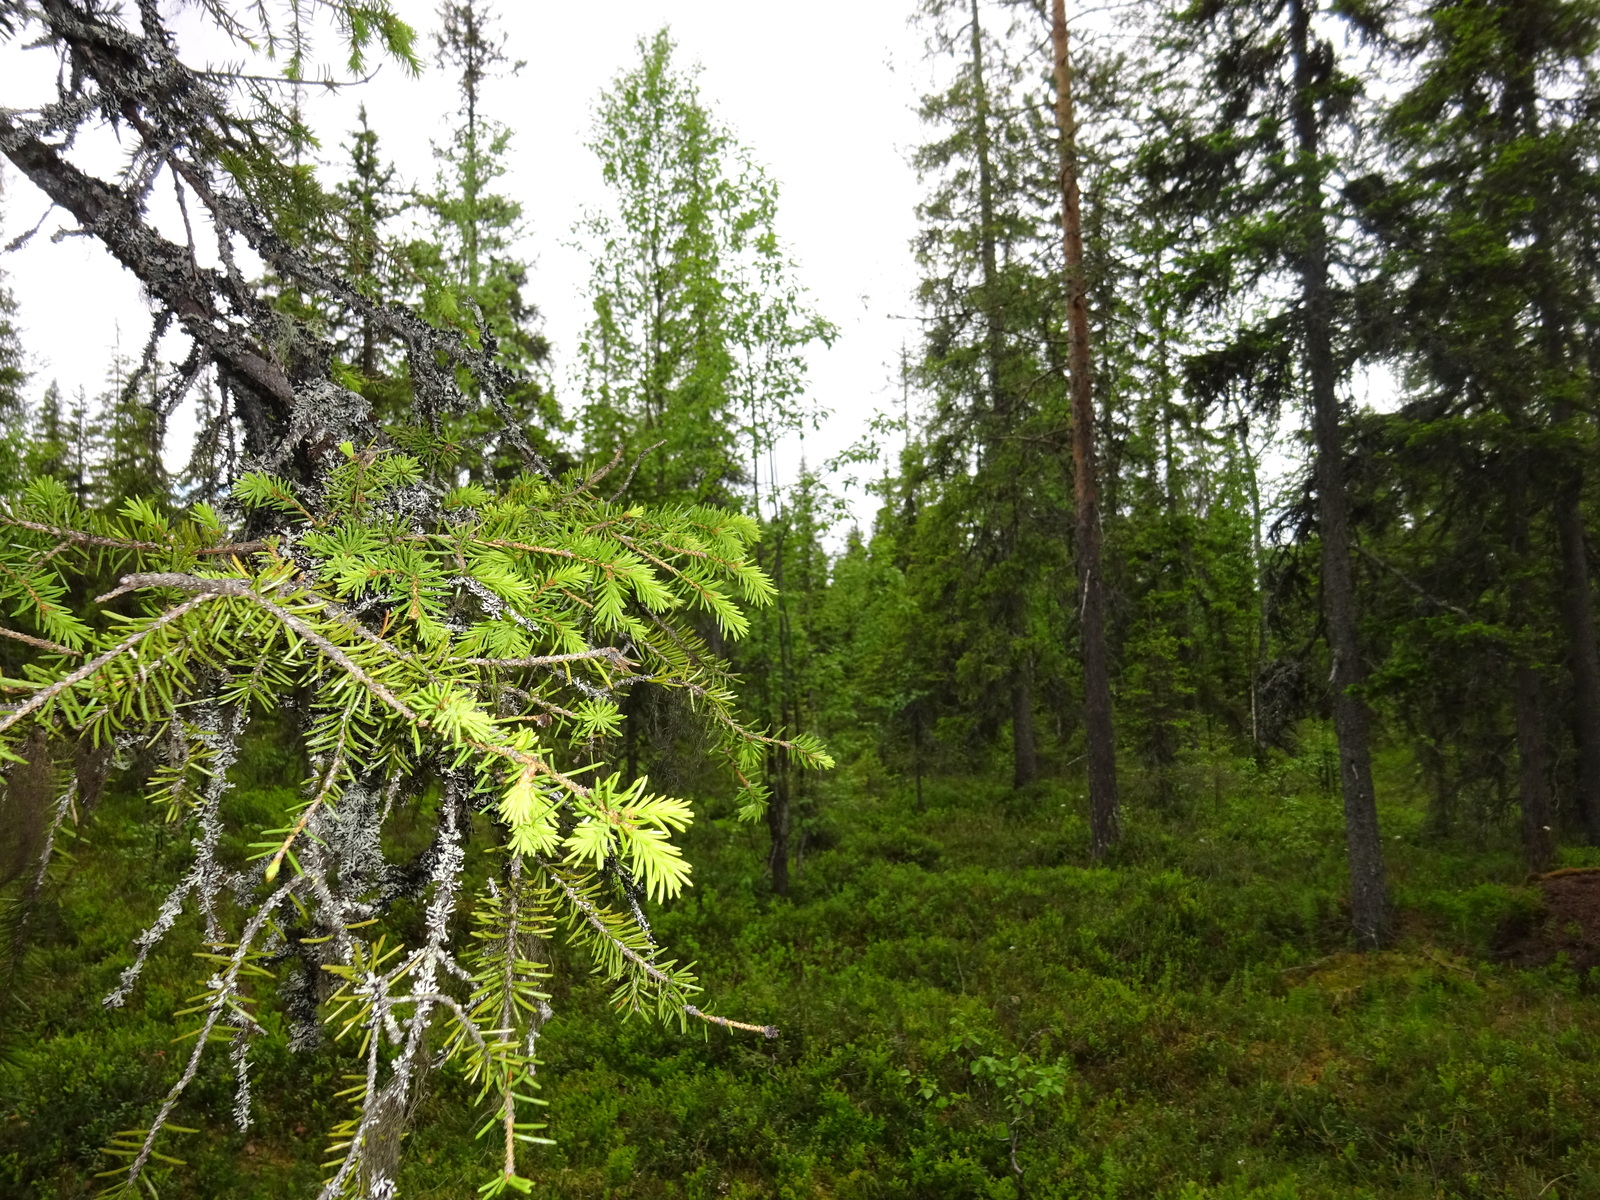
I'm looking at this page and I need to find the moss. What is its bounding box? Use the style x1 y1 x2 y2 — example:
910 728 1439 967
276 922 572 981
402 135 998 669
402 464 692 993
4 750 1599 1199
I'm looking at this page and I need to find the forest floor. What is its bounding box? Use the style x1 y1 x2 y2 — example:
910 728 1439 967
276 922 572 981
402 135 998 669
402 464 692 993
3 739 1600 1199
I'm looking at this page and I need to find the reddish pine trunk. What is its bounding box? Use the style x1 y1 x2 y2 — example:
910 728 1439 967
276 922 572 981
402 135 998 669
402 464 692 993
1051 0 1119 857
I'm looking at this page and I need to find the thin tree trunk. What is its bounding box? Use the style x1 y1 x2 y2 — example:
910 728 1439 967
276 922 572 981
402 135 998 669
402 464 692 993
1234 408 1271 758
1508 468 1557 872
1515 20 1600 841
767 746 791 897
1514 664 1556 872
1051 0 1119 857
1505 38 1600 841
1555 472 1600 843
766 528 793 895
1012 668 1039 789
914 705 927 815
1418 732 1453 839
1288 0 1389 947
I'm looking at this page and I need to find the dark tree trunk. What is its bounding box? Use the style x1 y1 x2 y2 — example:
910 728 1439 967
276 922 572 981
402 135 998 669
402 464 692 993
764 529 795 895
766 747 790 897
1508 468 1557 871
1051 0 1119 857
1418 733 1453 839
1288 0 1389 947
911 701 928 814
1555 474 1600 842
1514 664 1556 872
1011 667 1039 789
1508 24 1600 844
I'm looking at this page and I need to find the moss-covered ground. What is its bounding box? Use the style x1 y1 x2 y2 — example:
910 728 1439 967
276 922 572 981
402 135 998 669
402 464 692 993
4 742 1598 1198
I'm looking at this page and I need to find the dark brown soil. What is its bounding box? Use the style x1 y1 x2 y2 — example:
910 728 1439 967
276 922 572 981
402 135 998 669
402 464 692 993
1493 867 1600 972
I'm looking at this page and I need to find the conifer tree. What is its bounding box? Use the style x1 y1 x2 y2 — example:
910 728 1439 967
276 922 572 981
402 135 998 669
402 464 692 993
1356 0 1600 851
177 378 234 507
743 468 836 894
25 381 67 484
329 107 410 415
92 354 168 509
911 0 1069 791
419 0 558 476
577 29 832 512
1049 0 1121 849
50 386 96 507
1149 0 1391 945
0 194 29 492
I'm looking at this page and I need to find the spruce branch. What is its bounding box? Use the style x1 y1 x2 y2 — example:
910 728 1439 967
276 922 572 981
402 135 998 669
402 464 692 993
0 626 81 657
0 594 221 739
0 6 825 1189
105 877 301 1196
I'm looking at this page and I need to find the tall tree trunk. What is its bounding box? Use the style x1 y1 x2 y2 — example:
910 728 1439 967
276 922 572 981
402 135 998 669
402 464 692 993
766 530 793 894
1513 28 1600 842
1514 664 1556 872
1012 665 1039 790
913 703 927 815
1051 0 1119 857
1233 408 1271 758
767 746 791 897
1288 0 1389 947
1508 468 1557 872
1555 469 1600 843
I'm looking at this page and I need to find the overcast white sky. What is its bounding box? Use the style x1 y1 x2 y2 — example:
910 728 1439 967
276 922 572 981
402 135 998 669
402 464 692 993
0 0 938 525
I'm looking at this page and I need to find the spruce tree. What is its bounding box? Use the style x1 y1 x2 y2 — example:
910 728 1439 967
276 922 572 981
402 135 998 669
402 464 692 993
419 0 558 476
91 354 168 510
329 106 411 416
911 0 1070 792
24 381 67 484
743 467 836 894
0 192 29 492
1149 0 1392 945
577 29 832 513
1356 0 1600 851
177 378 233 507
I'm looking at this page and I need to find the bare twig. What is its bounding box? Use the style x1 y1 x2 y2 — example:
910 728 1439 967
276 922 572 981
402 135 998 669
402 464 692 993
609 440 668 502
453 647 635 671
684 1005 778 1039
0 594 220 737
0 626 82 656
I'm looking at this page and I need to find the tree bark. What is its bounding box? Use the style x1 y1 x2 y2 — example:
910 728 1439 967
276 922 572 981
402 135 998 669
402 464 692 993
1514 664 1556 872
1287 0 1390 947
1012 668 1039 789
1555 472 1600 843
1051 0 1119 857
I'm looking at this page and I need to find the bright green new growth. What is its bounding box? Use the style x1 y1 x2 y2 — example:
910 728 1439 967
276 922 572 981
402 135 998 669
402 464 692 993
0 442 827 1198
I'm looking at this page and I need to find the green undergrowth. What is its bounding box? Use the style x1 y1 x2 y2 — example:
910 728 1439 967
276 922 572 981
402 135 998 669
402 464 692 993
3 741 1598 1199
